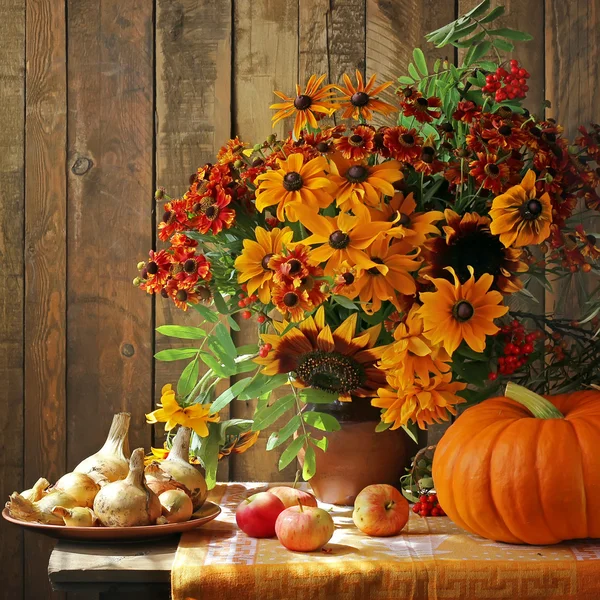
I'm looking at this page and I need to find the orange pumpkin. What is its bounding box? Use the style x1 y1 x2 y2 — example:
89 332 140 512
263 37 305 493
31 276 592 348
433 383 600 545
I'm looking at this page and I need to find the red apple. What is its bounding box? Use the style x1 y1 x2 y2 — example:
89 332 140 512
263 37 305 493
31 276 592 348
236 491 285 538
275 505 334 552
352 484 409 537
269 486 318 509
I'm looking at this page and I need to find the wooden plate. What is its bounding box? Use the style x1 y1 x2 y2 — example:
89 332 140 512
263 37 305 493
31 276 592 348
2 501 221 541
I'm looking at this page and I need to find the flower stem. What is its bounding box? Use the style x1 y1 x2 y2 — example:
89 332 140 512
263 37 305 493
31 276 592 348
504 382 564 419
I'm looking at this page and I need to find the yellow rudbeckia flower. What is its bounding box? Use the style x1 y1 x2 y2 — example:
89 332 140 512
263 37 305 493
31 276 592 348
146 384 220 438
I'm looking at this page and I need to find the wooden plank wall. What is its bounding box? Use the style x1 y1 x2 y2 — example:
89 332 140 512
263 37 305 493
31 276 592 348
0 1 598 598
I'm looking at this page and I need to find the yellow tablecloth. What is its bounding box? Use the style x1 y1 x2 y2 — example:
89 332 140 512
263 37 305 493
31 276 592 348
172 482 600 600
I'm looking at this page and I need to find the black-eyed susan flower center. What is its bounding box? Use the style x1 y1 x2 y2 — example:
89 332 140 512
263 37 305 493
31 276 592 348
183 259 197 274
261 253 274 270
349 134 364 146
521 199 543 220
416 97 429 108
484 163 500 177
283 292 299 307
498 125 512 137
162 210 176 224
176 289 188 302
367 257 385 275
205 205 218 220
147 261 159 275
342 272 355 285
453 300 474 322
296 350 366 394
396 212 411 226
329 230 350 249
294 94 312 110
287 259 303 276
420 146 435 163
350 91 369 107
400 133 415 147
346 165 369 183
440 122 454 133
160 289 169 299
283 172 303 191
316 141 331 153
587 234 597 245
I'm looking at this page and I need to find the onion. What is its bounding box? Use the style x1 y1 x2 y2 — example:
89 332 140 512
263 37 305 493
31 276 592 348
53 472 100 508
93 448 161 527
158 489 193 524
145 427 207 510
74 413 131 486
52 506 98 527
6 490 79 525
21 478 50 502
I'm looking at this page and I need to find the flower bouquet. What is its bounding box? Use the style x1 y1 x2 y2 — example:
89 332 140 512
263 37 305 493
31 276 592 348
135 1 600 492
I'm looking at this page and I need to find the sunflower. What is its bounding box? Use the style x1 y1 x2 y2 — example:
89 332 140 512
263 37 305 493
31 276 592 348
146 384 220 438
254 153 334 222
369 192 443 248
422 209 528 294
333 70 397 121
481 121 529 151
490 170 553 248
334 125 375 161
271 283 312 322
255 307 386 402
383 126 423 162
379 304 451 386
172 251 211 290
356 238 421 313
328 154 403 210
165 280 201 311
372 372 466 430
401 96 442 124
270 74 337 140
419 266 508 356
234 226 294 303
469 152 510 195
293 205 393 275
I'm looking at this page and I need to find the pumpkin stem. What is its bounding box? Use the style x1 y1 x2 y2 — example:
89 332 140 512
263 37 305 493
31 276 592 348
505 382 564 419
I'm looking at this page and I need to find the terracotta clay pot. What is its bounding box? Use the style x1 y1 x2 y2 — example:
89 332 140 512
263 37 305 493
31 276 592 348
297 400 420 506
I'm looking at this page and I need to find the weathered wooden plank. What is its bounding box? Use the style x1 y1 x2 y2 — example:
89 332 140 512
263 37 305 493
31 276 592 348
0 1 25 598
366 0 455 127
545 0 600 319
66 0 154 468
155 0 232 480
230 0 299 482
24 0 68 598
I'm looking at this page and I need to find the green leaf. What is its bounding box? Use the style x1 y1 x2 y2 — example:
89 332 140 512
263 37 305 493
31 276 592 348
332 294 359 311
154 348 200 361
200 352 232 378
302 411 341 432
234 358 259 374
210 377 254 414
451 357 489 386
455 345 488 362
407 62 420 81
278 435 305 470
302 445 317 480
479 5 505 23
236 344 259 356
412 48 428 76
191 303 220 323
433 58 441 73
212 290 230 314
298 388 338 404
156 325 207 339
464 0 490 19
398 75 415 85
238 373 288 401
177 359 199 398
492 38 515 52
251 394 295 431
488 27 533 41
443 22 477 45
478 60 498 72
215 322 237 358
312 436 328 452
207 340 236 372
196 428 220 490
266 415 302 451
469 40 492 64
227 315 241 331
402 422 419 445
375 420 392 432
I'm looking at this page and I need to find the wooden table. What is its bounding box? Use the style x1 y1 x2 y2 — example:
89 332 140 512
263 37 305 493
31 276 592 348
49 538 176 599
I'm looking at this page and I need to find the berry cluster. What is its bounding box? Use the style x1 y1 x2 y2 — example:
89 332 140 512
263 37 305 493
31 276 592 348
238 283 260 320
482 60 530 102
489 319 542 379
412 493 445 517
258 342 272 358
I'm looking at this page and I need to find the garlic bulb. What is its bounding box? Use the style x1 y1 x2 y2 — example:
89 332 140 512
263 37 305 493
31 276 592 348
21 478 50 502
93 448 161 527
74 412 131 486
145 427 207 510
7 490 79 525
52 506 98 527
53 472 100 508
158 489 193 524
